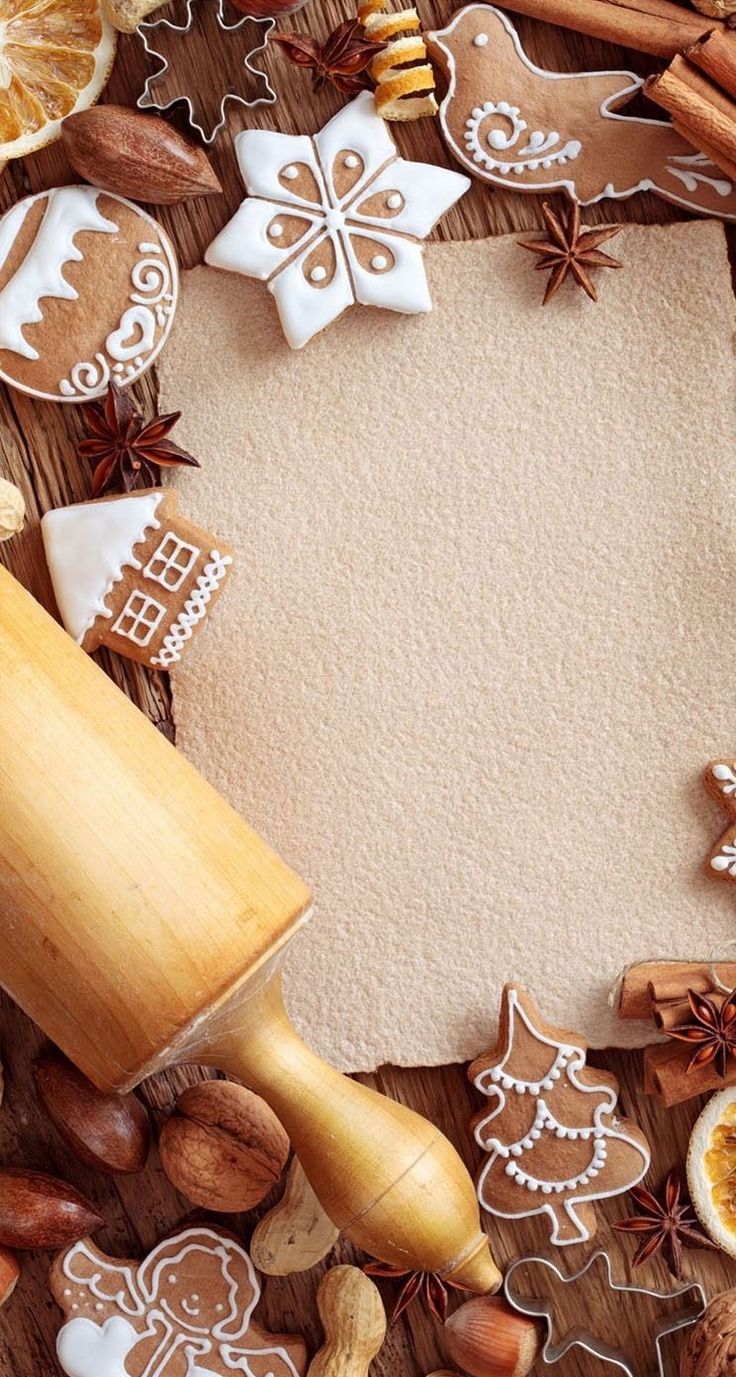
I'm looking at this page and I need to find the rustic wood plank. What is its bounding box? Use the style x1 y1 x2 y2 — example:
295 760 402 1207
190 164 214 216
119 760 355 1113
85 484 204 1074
1 1 735 1373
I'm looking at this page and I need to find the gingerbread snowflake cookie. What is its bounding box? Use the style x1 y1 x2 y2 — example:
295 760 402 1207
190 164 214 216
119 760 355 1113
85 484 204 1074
205 90 469 348
0 186 178 403
470 986 650 1246
428 4 736 220
42 489 233 670
50 1225 308 1377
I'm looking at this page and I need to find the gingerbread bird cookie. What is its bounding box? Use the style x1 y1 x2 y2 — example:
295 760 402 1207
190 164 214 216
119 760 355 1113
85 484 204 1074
50 1226 308 1377
427 4 736 219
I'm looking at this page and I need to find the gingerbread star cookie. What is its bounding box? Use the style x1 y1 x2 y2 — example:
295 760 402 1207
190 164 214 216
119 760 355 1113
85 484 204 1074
0 186 178 403
50 1225 308 1377
470 985 650 1247
205 90 469 349
427 4 736 220
704 761 736 880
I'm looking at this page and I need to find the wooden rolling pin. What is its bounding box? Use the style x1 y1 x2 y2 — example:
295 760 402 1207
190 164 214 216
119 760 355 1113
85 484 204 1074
0 566 498 1291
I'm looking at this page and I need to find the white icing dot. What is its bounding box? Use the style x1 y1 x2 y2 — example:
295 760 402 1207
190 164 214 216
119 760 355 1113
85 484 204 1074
344 154 360 169
216 1304 225 1313
192 1294 199 1302
72 1305 78 1312
282 165 298 180
168 1275 177 1285
387 193 402 210
63 1289 71 1297
269 222 284 238
371 254 388 271
310 265 328 282
95 1303 103 1311
474 32 489 45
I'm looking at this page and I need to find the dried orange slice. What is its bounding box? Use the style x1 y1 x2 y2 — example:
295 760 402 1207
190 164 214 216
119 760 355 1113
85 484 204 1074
687 1086 736 1257
0 0 116 162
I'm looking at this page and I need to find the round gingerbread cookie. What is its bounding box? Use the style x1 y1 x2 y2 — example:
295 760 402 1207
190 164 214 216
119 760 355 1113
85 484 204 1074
0 185 178 403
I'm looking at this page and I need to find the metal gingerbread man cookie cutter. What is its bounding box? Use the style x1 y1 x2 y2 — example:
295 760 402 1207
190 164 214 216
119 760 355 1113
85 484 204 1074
137 0 276 144
504 1251 706 1377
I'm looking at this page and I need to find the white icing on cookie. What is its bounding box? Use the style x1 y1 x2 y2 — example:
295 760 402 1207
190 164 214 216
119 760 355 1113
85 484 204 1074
56 1228 303 1377
428 4 736 218
42 492 163 644
205 91 469 349
0 187 179 402
473 988 650 1246
0 187 118 361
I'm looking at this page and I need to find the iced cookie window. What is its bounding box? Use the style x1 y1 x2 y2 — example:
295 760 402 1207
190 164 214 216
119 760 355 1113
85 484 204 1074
144 534 200 591
113 591 166 648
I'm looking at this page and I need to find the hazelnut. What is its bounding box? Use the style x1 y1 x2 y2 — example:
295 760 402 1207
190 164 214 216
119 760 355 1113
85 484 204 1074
159 1080 289 1212
0 478 24 543
34 1051 150 1176
444 1297 541 1377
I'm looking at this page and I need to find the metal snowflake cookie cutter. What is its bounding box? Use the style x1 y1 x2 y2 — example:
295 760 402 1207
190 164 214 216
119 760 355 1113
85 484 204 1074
504 1251 706 1377
137 0 276 145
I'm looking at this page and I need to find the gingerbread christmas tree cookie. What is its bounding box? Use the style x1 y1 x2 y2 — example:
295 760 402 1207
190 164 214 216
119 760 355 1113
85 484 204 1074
50 1225 307 1377
470 986 650 1246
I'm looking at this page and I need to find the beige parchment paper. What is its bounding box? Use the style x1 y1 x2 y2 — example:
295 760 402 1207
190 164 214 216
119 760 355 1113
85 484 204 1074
161 222 736 1072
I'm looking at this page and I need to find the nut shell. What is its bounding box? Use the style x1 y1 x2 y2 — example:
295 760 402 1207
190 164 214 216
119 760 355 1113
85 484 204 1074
681 1290 736 1377
62 106 222 205
0 478 24 542
444 1297 541 1377
0 1248 19 1306
159 1080 290 1212
34 1051 150 1175
0 1169 104 1249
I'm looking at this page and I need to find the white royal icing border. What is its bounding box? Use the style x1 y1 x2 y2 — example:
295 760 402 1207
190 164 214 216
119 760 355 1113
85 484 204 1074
473 988 650 1245
56 1228 301 1377
0 187 179 404
428 4 736 217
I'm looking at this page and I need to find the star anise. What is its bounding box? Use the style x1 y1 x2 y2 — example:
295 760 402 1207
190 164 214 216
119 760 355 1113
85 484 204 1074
273 18 383 94
518 201 622 305
363 1261 474 1325
79 383 200 497
612 1168 717 1279
666 987 736 1080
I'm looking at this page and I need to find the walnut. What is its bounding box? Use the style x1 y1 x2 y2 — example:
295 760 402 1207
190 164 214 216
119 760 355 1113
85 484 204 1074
681 1292 736 1377
159 1080 290 1212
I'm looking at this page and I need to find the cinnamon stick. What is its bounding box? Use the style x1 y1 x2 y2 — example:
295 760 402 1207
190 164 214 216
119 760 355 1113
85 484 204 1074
645 1041 736 1107
673 119 736 179
617 961 736 1019
495 0 723 59
687 28 736 100
645 55 736 172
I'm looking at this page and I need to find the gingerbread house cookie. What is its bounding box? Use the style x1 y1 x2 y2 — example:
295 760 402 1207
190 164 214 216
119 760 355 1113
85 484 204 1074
42 489 233 669
50 1225 307 1377
0 185 178 403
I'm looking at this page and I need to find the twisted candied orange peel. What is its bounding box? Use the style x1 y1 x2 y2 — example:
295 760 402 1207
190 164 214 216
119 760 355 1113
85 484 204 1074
357 0 438 121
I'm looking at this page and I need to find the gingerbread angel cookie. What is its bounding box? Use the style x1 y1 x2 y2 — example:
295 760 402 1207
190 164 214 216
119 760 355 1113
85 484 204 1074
50 1225 307 1377
470 986 650 1246
428 5 736 220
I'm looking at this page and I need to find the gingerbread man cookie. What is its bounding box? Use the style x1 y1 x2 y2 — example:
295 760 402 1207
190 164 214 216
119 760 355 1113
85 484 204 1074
428 5 736 220
205 91 469 349
50 1225 307 1377
0 186 178 403
470 986 650 1246
703 760 736 880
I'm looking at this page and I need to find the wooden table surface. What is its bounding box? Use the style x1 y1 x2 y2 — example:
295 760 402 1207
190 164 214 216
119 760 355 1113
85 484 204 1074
1 2 735 1373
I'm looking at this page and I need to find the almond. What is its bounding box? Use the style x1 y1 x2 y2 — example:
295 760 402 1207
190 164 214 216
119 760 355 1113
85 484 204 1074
34 1051 150 1176
0 1169 104 1249
160 1080 289 1212
0 1247 19 1306
61 106 222 205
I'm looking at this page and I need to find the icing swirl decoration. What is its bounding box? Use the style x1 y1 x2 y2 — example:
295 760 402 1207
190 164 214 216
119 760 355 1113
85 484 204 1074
205 91 469 349
463 100 582 175
0 186 178 403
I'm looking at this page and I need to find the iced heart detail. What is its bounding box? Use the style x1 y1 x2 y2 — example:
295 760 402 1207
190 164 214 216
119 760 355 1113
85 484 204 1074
106 306 156 363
